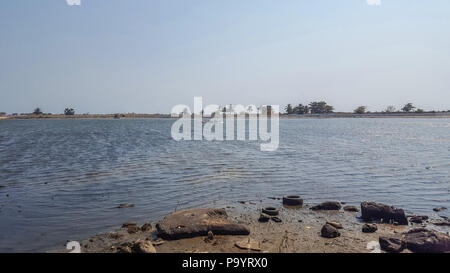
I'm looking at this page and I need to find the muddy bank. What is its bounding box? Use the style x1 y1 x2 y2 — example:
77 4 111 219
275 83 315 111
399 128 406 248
55 199 450 253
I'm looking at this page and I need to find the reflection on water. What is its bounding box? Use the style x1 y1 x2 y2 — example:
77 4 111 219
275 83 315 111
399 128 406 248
0 118 449 252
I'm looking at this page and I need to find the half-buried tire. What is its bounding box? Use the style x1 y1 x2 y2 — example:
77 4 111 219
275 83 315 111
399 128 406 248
262 207 279 216
283 195 303 206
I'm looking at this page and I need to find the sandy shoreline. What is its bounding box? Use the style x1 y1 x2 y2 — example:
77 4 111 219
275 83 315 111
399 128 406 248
53 199 450 253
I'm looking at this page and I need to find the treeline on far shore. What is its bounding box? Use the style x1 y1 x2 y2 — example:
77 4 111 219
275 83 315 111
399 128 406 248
1 103 450 120
284 101 450 115
0 108 169 119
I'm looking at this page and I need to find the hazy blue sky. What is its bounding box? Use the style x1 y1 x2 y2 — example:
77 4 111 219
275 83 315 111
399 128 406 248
1 0 449 114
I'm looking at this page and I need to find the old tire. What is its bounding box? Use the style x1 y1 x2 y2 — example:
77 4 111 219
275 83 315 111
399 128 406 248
282 195 303 206
262 207 279 216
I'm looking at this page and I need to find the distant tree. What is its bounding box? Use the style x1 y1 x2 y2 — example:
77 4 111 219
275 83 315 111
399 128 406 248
354 106 367 114
285 104 293 115
415 108 425 113
295 104 310 114
384 106 396 113
309 101 334 114
64 108 75 116
402 103 416 112
33 108 43 115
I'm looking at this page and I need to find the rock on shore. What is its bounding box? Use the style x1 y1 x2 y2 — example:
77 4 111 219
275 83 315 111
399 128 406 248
311 202 342 211
403 228 450 253
361 202 408 225
321 224 340 238
156 208 250 240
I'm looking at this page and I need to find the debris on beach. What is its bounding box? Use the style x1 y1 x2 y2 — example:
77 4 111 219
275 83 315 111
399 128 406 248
282 195 303 206
234 238 261 251
155 208 250 240
326 221 343 229
116 203 135 209
262 207 279 216
258 213 271 222
271 217 282 223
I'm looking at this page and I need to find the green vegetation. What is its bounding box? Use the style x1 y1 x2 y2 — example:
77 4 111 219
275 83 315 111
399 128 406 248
284 101 334 115
293 104 310 114
64 108 75 116
33 108 43 115
309 101 334 114
353 106 367 114
402 103 416 112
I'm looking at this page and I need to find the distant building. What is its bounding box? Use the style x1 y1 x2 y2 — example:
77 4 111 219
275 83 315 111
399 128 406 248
0 112 7 117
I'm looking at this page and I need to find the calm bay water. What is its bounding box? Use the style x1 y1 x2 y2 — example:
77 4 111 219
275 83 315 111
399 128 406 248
0 118 449 252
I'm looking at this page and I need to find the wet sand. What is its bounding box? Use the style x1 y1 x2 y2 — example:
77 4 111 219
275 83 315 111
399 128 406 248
55 201 449 253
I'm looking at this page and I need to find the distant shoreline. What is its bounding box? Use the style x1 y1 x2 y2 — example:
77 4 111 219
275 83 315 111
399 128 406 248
2 112 450 120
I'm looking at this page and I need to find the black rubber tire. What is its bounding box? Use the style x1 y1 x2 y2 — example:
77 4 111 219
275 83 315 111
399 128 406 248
283 195 303 206
262 207 279 216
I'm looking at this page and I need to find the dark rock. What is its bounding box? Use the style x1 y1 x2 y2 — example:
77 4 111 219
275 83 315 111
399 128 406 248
131 241 156 253
109 232 125 240
311 201 341 211
116 246 132 253
207 231 214 241
326 221 343 229
360 202 408 225
403 228 450 253
156 208 250 240
433 207 447 212
141 223 152 232
362 223 378 233
122 222 137 228
321 224 340 238
258 213 271 222
343 205 359 212
379 236 405 253
409 215 429 224
432 220 450 227
127 226 140 234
